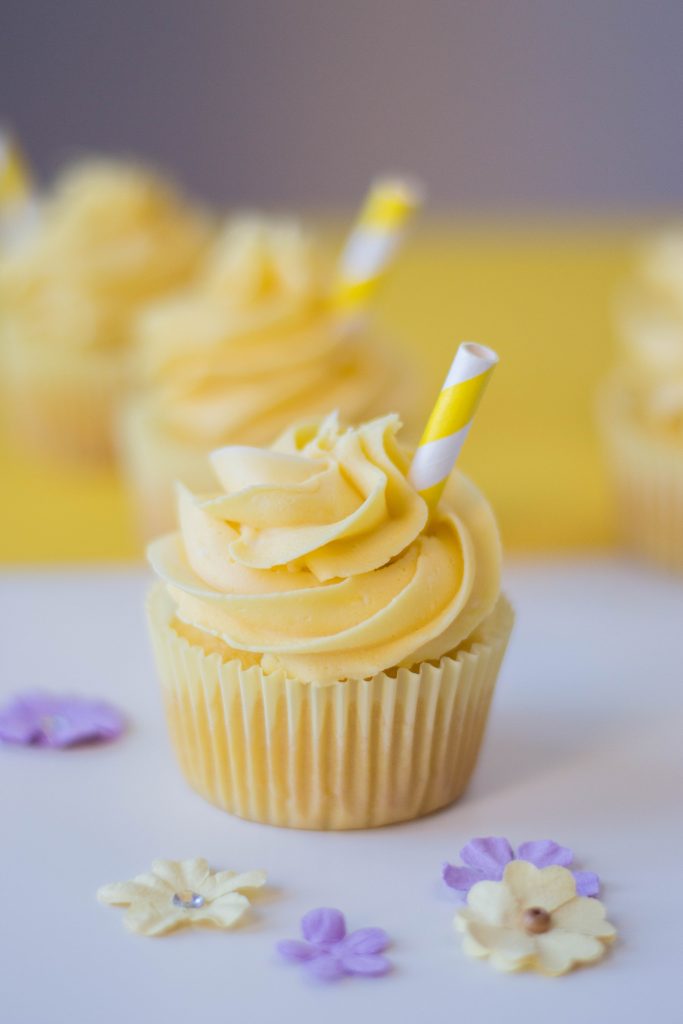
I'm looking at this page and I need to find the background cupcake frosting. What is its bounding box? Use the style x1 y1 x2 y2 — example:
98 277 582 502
132 217 399 447
617 232 683 436
0 160 210 356
0 158 210 463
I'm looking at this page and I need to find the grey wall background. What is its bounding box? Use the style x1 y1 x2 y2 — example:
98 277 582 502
2 0 683 209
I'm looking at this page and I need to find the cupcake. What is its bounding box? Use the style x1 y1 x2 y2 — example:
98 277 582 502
146 412 513 830
119 216 422 539
0 159 210 462
599 230 683 570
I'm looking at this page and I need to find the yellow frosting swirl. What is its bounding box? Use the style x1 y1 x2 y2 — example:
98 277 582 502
148 413 501 683
619 232 683 435
132 217 405 446
0 160 209 352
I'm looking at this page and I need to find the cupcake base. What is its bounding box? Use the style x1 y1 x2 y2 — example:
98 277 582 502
2 328 124 463
117 399 216 541
147 585 514 830
598 373 683 572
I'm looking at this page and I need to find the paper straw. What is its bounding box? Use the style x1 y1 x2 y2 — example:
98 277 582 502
334 175 423 322
0 129 32 210
409 342 499 510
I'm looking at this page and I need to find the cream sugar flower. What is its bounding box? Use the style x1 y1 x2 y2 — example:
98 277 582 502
456 860 616 976
98 858 266 937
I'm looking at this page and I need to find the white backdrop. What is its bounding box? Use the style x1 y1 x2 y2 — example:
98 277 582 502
1 557 682 1022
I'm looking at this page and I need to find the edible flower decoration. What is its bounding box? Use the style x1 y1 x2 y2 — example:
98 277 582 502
98 858 266 936
0 692 125 748
277 908 392 981
443 836 599 898
456 861 616 976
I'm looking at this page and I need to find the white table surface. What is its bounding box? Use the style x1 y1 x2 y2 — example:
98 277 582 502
1 557 682 1024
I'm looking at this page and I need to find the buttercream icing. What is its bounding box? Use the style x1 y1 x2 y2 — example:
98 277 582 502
149 412 501 683
0 159 209 353
132 217 407 447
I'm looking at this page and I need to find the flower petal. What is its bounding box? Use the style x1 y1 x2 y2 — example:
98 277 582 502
97 881 146 906
301 907 346 945
489 952 531 973
535 930 606 975
466 921 536 964
304 954 346 981
339 928 390 955
517 840 573 869
97 873 167 905
180 858 212 891
206 869 266 899
340 953 392 977
460 931 489 959
0 693 125 747
460 837 514 878
195 892 250 929
465 879 517 925
503 861 577 912
148 860 188 892
442 864 486 893
50 699 124 745
552 896 616 939
0 697 40 744
277 940 320 963
151 860 208 892
573 870 600 898
79 700 125 738
123 896 183 937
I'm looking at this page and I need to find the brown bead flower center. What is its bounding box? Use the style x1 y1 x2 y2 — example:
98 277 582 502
522 907 552 934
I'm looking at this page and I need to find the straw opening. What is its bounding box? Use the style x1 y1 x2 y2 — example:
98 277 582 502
460 341 499 366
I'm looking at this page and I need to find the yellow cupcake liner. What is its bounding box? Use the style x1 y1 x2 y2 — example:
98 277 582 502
147 584 514 830
598 373 683 572
2 327 125 463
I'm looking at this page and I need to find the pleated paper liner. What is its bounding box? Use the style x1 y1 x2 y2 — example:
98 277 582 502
147 584 514 830
598 372 683 572
3 327 126 463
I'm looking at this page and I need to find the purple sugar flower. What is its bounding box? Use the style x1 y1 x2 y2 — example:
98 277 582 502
0 692 125 749
443 837 600 898
277 908 392 981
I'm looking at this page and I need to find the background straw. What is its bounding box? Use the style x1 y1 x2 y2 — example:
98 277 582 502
0 129 32 209
334 176 423 323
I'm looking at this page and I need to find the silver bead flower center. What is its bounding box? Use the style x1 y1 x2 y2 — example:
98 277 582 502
172 890 205 910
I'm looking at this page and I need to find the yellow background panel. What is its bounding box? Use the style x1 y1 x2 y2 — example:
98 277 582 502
1 220 635 562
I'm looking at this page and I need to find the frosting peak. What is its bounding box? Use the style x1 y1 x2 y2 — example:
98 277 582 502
203 216 325 305
200 412 427 581
47 161 190 241
149 414 501 683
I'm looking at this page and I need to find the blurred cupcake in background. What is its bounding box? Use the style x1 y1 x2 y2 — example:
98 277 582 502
0 130 40 248
599 230 683 571
0 152 210 462
120 178 426 539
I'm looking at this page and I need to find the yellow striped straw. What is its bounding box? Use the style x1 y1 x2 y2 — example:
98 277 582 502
409 342 499 510
334 175 423 322
0 129 32 209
